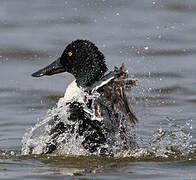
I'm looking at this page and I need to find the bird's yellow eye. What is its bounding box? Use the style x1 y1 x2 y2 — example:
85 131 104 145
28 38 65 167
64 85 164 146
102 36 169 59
68 52 72 56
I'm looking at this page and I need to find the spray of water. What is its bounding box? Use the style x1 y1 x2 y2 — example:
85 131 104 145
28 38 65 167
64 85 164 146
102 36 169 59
21 96 195 160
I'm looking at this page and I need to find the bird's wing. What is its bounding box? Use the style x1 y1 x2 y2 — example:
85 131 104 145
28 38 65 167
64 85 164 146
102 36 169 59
95 64 138 126
118 86 138 125
99 79 138 126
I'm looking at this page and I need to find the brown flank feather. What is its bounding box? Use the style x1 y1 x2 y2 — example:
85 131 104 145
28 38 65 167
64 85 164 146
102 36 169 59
96 64 138 126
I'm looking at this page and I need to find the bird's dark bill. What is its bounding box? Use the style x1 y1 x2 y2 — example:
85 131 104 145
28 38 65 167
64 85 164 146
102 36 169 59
32 57 65 77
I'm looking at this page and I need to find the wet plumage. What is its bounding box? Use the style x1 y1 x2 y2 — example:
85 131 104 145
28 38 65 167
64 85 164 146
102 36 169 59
89 64 138 126
31 39 138 156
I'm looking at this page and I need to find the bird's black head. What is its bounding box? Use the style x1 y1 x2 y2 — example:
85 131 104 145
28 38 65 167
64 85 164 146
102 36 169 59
32 40 108 87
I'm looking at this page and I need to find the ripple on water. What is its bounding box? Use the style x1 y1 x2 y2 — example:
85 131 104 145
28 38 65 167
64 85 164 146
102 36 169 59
0 88 61 110
164 3 193 13
135 72 182 79
0 47 49 61
116 44 195 57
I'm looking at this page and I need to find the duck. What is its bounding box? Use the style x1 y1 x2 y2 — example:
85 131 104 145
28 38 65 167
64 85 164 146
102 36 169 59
31 39 138 156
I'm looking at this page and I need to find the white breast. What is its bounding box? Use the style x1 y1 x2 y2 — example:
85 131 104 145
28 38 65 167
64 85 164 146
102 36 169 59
60 80 85 104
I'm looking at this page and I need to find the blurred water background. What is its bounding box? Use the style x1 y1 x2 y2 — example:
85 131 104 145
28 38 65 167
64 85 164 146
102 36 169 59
0 0 196 179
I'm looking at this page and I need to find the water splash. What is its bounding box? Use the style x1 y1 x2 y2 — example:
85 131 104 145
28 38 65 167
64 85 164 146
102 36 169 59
22 100 195 160
21 95 138 157
76 116 194 160
22 100 88 156
149 118 195 158
116 117 195 160
21 84 195 159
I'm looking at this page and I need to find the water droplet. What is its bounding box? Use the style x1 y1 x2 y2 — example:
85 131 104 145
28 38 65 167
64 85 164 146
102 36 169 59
144 46 149 50
156 26 160 29
158 128 163 133
158 34 162 39
10 151 15 156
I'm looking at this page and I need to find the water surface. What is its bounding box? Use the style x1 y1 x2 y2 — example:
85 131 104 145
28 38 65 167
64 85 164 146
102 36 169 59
0 0 196 179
